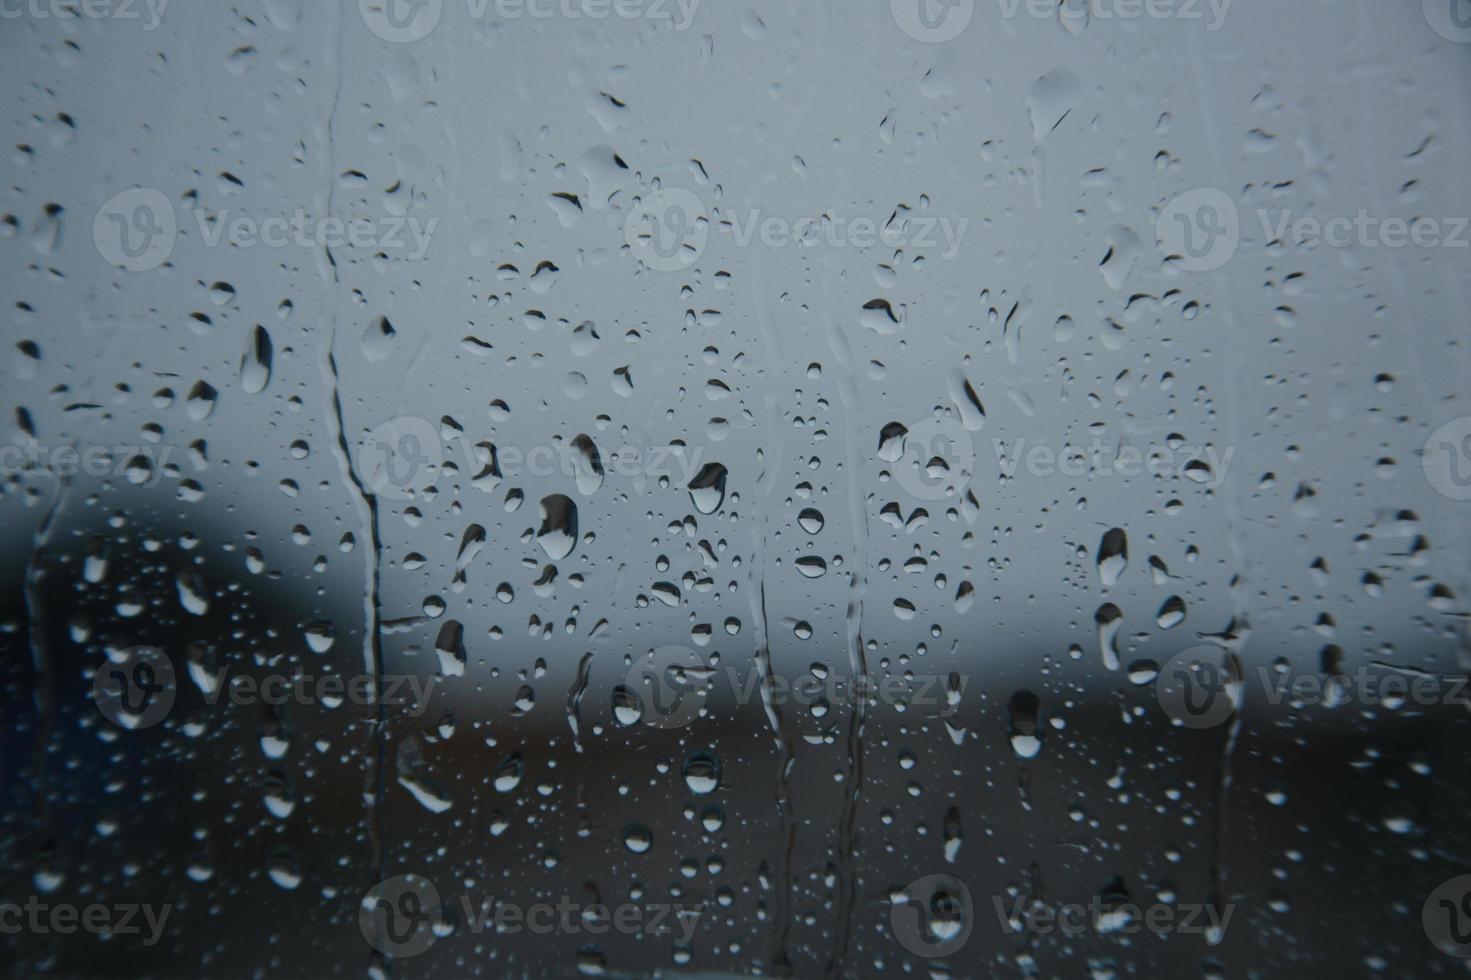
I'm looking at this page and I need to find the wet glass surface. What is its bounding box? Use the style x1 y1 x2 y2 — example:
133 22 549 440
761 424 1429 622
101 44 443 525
2 1 1470 977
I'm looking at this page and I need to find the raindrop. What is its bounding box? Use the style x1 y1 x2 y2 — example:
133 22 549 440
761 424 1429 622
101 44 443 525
537 494 579 560
623 824 653 854
688 463 728 515
1008 690 1043 759
1097 528 1128 588
683 755 720 795
240 325 273 394
494 753 525 793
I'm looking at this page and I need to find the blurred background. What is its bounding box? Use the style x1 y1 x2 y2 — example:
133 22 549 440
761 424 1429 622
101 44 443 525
2 0 1470 976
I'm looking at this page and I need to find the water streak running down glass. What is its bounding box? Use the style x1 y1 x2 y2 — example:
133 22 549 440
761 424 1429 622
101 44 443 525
1 1 1469 977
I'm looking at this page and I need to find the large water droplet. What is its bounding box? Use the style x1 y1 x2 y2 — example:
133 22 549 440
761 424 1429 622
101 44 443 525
688 463 728 515
537 494 578 560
